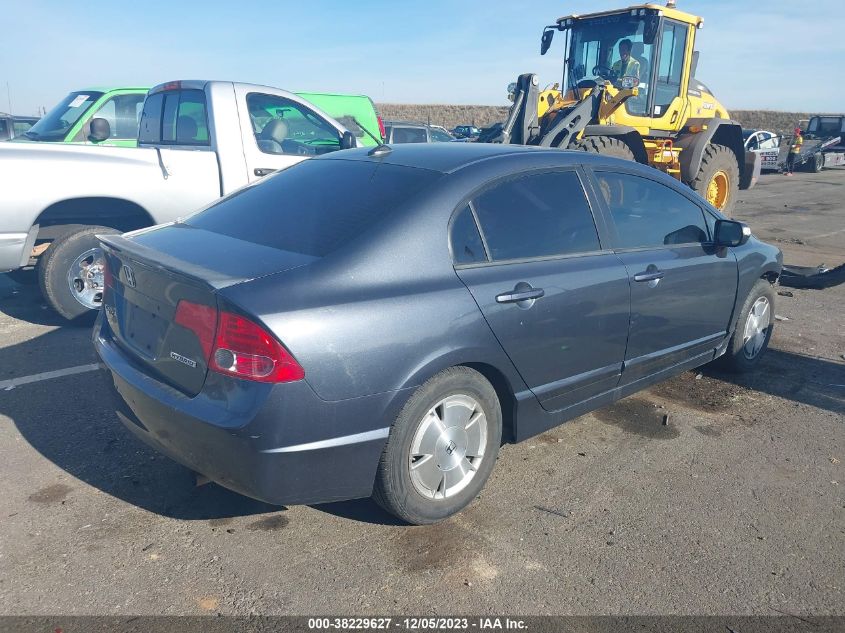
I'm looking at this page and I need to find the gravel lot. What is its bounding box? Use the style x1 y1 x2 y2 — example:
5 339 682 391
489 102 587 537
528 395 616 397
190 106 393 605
0 169 842 618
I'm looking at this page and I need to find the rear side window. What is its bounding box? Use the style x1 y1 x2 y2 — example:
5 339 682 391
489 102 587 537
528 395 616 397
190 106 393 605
392 127 427 143
186 160 440 257
138 93 164 143
594 171 709 248
140 89 209 146
451 205 487 264
471 170 600 261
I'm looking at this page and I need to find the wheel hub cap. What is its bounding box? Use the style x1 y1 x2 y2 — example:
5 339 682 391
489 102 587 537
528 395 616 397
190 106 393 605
707 170 730 209
742 296 771 359
67 247 106 310
409 394 487 500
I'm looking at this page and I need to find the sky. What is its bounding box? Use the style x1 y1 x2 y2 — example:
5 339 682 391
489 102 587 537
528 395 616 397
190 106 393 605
3 0 844 116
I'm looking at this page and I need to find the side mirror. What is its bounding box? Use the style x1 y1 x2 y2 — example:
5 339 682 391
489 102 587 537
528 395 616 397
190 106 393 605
88 118 111 143
540 28 555 55
340 130 356 150
714 219 751 247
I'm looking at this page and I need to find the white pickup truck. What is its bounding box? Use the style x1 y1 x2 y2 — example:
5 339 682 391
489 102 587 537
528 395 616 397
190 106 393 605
0 80 368 319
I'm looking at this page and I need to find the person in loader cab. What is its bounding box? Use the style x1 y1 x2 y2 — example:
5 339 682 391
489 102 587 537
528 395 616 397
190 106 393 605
785 127 803 176
612 39 640 81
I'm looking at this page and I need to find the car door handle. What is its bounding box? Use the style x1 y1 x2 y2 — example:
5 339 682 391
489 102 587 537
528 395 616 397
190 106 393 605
254 167 276 177
496 288 545 303
633 270 665 282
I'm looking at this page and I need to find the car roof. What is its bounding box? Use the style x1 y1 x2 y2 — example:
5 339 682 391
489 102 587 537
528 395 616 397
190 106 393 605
321 142 626 174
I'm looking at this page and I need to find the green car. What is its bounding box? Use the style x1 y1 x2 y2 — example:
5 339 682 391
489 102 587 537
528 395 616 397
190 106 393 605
15 87 149 147
295 92 385 147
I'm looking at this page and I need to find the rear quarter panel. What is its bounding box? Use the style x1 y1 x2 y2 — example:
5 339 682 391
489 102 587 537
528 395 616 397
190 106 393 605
217 176 529 403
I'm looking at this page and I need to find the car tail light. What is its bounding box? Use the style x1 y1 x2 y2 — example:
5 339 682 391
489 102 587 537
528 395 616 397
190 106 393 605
377 115 386 142
174 300 304 383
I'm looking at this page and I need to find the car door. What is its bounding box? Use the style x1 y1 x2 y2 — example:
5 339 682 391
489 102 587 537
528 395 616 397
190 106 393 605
235 89 346 184
589 168 738 387
452 168 631 413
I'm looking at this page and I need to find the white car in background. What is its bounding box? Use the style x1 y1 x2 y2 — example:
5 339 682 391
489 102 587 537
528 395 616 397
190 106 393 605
743 129 781 171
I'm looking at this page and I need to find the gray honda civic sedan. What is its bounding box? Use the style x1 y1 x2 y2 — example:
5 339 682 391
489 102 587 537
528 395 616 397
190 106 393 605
94 143 782 524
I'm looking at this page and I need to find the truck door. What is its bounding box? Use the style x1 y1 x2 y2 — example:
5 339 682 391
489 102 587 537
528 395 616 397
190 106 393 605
137 89 223 221
234 88 346 184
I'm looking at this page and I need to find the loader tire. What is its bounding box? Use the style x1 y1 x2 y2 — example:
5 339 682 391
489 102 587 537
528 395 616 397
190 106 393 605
689 143 739 215
574 135 635 161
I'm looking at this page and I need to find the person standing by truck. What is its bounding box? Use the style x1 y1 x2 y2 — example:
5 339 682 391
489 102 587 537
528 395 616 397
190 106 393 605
784 127 803 175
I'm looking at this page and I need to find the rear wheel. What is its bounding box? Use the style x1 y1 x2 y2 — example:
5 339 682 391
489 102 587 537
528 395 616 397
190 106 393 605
718 279 775 373
373 367 502 525
37 226 119 321
574 135 635 160
811 152 824 173
689 143 740 215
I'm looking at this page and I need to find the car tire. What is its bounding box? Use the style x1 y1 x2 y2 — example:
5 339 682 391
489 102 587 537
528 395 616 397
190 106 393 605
373 366 502 525
718 279 775 373
689 143 740 215
37 226 119 321
575 135 635 161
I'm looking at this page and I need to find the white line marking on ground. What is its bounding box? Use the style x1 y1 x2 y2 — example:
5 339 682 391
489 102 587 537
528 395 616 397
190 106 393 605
1 363 103 391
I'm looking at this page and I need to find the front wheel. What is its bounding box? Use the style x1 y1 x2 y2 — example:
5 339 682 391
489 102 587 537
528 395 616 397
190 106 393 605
718 279 775 373
689 143 740 215
37 226 119 321
373 367 502 525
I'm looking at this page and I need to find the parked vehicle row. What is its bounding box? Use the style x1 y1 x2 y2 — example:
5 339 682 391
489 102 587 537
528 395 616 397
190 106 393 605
93 143 781 524
383 120 457 144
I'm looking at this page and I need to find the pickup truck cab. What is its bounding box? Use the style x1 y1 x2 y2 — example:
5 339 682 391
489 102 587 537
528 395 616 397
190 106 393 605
14 87 149 147
0 80 357 319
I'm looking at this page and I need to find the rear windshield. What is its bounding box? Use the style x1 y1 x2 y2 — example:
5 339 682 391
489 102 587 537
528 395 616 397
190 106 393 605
185 159 440 257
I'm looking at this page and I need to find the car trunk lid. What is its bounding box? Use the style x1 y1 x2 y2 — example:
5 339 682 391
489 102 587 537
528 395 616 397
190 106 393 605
99 226 316 396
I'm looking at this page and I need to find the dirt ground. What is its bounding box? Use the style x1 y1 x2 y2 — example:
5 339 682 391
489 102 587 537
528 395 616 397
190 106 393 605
0 168 842 619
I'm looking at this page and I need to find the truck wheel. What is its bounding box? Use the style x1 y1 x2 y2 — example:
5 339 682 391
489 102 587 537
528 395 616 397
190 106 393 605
690 143 740 215
373 367 502 525
37 226 119 321
575 135 635 160
717 279 775 373
811 152 824 173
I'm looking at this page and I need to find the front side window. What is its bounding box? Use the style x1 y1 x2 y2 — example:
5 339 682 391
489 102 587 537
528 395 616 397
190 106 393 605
248 93 340 156
471 170 600 261
430 129 453 142
391 127 427 144
24 91 104 141
88 93 146 140
594 171 708 248
450 205 487 264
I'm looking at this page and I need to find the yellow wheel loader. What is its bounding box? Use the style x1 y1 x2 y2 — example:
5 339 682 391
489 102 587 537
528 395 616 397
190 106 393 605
482 2 760 214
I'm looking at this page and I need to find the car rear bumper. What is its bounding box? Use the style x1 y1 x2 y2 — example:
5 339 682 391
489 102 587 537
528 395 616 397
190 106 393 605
94 316 407 506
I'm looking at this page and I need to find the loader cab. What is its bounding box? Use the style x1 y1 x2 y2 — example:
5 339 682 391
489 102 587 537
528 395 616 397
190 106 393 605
555 6 699 132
